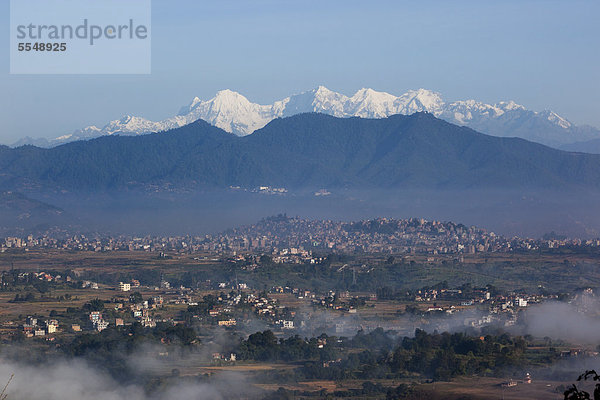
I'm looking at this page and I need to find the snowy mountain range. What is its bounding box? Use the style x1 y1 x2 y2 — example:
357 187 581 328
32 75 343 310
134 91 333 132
12 87 600 149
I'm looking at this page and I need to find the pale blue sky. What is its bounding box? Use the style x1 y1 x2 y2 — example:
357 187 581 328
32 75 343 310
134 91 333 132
1 0 599 144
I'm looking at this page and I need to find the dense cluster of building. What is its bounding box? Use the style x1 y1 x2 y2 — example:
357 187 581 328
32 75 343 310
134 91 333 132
22 316 59 337
187 289 296 330
2 217 600 256
201 216 600 255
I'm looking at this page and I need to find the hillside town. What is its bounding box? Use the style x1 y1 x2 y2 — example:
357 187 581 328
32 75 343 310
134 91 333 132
2 216 600 256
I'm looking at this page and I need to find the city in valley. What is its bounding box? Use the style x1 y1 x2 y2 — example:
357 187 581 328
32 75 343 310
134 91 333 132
1 216 599 399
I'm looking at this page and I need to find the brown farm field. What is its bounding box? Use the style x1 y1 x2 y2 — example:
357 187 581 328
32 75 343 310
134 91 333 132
0 249 219 273
419 377 587 400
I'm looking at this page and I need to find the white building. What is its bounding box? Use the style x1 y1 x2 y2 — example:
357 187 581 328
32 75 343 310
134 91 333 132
282 320 294 329
94 320 109 332
516 297 528 307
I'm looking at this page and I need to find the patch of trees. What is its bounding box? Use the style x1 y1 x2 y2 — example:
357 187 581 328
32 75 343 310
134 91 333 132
10 292 36 302
564 370 600 399
238 328 529 382
82 298 106 312
390 329 527 380
59 322 198 381
237 331 336 362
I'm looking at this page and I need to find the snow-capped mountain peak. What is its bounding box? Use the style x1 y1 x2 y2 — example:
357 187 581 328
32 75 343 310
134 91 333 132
496 100 525 112
313 85 337 96
394 88 445 115
540 110 572 129
18 86 600 148
212 89 249 104
346 88 397 118
179 96 202 115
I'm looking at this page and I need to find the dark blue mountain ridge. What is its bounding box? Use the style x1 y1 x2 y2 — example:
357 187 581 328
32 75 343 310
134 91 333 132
0 112 599 191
